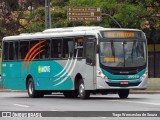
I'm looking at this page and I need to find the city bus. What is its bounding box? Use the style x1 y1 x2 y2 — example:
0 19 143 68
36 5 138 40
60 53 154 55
1 26 148 99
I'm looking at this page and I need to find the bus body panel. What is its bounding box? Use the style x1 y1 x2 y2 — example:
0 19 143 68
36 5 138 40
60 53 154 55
2 59 95 91
2 60 74 90
2 62 25 90
73 59 95 90
96 75 148 90
97 68 148 89
30 60 73 90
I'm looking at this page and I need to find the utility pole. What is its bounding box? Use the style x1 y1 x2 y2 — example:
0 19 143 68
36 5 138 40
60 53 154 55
45 0 51 29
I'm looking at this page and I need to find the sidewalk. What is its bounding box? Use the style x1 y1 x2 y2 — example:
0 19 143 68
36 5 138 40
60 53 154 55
131 78 160 93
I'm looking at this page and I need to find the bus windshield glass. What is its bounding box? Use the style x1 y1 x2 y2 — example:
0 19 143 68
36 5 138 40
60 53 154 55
99 41 146 67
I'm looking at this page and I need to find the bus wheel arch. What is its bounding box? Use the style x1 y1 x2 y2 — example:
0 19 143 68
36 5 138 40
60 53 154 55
26 74 33 89
26 75 44 98
74 73 90 99
62 74 82 98
74 73 83 90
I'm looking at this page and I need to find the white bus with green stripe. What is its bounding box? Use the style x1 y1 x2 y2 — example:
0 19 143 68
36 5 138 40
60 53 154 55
2 26 148 99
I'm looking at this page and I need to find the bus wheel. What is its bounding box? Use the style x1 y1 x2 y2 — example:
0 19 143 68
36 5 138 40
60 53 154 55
78 80 90 99
118 89 129 99
27 78 44 98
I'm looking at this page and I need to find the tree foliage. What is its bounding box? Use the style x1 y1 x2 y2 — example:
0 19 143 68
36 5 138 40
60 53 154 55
0 0 159 42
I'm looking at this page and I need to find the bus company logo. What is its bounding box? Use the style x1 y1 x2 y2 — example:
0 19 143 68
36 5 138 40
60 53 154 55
38 66 50 73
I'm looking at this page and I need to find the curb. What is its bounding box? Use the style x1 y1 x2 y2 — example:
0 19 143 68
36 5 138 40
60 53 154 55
0 89 26 92
130 90 160 94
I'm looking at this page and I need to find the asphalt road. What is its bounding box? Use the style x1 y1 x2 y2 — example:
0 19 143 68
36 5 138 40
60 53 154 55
0 92 160 120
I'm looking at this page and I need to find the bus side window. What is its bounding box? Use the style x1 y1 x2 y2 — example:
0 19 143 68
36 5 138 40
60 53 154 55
74 37 84 58
63 38 74 58
51 38 62 58
8 42 14 60
40 39 51 59
3 42 9 61
19 41 29 60
29 40 40 60
14 42 19 60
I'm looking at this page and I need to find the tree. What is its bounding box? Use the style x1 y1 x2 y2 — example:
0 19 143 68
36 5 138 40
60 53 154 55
0 0 45 40
0 0 159 42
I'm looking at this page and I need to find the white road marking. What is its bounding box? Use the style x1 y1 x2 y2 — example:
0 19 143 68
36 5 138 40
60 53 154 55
111 100 160 106
13 104 30 108
50 110 58 111
100 117 107 119
123 100 160 106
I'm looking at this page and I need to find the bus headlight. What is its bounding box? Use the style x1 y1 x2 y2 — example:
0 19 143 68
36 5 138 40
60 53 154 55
97 70 106 79
140 72 148 81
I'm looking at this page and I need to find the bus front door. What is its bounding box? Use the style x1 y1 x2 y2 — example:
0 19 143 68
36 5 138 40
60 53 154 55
84 41 96 90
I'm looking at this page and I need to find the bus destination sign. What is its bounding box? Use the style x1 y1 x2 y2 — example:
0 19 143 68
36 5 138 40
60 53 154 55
101 31 142 38
67 7 101 22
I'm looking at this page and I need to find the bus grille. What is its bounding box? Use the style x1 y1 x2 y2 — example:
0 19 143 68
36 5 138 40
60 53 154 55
106 82 141 87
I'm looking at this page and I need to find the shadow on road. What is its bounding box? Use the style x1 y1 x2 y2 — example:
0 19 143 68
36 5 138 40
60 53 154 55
7 94 147 101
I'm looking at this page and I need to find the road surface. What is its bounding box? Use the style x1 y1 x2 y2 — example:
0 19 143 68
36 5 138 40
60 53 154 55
0 92 159 120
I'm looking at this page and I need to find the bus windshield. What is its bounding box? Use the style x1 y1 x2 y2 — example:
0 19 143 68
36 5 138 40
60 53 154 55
99 41 146 67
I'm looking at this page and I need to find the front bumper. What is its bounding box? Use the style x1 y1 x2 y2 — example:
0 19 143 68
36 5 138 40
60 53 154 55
96 76 148 90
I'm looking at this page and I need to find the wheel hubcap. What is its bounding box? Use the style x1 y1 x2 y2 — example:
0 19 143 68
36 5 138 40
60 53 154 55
29 82 33 95
79 83 85 96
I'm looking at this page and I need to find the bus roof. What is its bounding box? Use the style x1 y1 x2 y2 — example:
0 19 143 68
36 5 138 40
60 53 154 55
3 26 142 41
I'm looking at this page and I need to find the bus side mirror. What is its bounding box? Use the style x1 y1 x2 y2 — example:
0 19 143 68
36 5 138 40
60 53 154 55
68 41 74 54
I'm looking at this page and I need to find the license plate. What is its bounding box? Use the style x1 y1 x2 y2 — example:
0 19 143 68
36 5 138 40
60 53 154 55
120 81 128 85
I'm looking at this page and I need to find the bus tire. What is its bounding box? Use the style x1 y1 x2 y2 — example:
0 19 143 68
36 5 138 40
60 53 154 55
78 80 90 99
118 89 129 99
27 78 44 98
